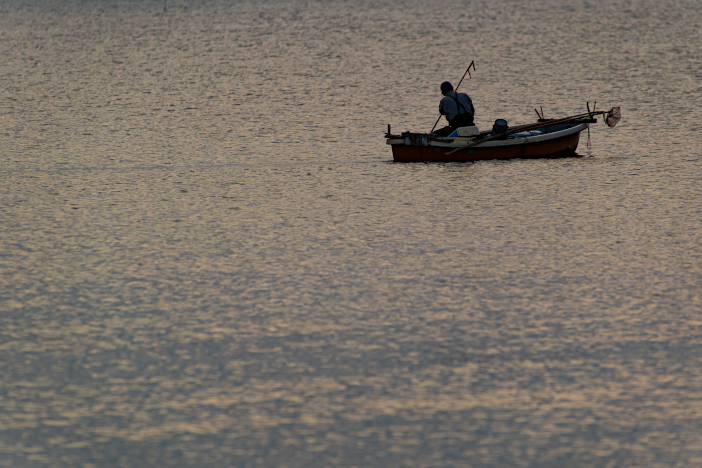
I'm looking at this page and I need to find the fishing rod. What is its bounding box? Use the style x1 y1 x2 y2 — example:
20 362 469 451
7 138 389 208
429 61 476 134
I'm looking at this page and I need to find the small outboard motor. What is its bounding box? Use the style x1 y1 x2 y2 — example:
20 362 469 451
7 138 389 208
491 119 508 136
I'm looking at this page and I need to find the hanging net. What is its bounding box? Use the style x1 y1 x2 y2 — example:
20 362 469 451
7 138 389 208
605 107 621 127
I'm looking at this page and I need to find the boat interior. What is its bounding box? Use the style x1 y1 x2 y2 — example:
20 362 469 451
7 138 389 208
385 118 597 142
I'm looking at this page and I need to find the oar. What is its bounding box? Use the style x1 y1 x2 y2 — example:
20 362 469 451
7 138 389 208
429 61 476 133
443 107 620 156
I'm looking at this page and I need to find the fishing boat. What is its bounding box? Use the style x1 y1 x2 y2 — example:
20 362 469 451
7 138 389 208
385 107 621 163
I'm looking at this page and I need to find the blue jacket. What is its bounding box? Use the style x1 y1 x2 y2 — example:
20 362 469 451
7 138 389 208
439 91 475 121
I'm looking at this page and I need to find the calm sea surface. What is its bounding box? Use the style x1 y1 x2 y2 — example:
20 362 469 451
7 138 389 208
1 0 702 466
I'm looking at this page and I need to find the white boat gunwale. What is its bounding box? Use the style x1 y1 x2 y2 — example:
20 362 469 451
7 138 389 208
386 123 589 148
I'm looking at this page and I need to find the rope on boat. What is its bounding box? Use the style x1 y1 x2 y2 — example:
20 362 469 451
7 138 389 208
587 126 592 150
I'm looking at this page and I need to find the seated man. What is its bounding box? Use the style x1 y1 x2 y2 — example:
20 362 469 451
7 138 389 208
435 81 475 136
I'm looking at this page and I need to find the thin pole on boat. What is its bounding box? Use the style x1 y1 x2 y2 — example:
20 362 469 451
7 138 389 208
454 60 476 92
429 112 443 135
429 61 476 134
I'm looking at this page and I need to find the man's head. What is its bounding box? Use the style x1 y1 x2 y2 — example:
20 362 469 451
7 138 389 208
440 81 453 96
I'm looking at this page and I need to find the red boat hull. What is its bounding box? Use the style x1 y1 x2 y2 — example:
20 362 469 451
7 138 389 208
390 130 581 163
